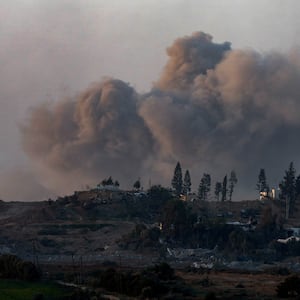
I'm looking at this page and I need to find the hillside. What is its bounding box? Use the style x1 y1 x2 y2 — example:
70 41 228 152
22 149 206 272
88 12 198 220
0 188 300 268
0 189 155 266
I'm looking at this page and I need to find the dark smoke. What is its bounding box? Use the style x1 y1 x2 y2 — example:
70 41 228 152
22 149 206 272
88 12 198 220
155 32 231 91
21 32 300 199
21 79 154 194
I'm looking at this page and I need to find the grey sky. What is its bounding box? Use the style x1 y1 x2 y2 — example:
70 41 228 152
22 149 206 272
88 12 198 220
0 0 300 200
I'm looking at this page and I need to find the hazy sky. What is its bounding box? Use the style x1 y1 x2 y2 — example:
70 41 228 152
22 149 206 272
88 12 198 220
1 0 300 200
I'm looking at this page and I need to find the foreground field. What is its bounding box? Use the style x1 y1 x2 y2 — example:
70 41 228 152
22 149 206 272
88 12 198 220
1 191 300 299
0 259 299 299
0 279 71 300
180 270 287 299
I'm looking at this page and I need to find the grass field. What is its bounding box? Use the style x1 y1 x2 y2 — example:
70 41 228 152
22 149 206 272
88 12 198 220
0 279 71 300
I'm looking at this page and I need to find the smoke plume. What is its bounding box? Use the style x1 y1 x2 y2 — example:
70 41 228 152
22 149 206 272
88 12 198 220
22 79 154 194
155 32 231 91
21 32 300 199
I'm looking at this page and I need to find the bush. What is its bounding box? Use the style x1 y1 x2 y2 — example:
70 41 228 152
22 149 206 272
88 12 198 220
205 291 217 300
119 225 161 251
91 267 169 297
32 294 44 300
0 254 41 281
20 261 41 281
277 275 300 297
148 262 175 281
141 286 154 298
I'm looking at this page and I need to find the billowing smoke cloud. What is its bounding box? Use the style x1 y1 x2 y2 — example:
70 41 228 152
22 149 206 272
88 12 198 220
21 79 154 194
155 32 231 91
21 31 300 199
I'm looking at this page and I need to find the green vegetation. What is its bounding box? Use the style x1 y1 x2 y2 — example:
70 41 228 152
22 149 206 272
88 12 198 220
0 279 69 300
257 168 269 193
228 170 238 201
277 275 300 298
118 223 161 251
214 181 222 201
88 263 194 298
198 173 211 201
171 161 183 196
221 175 227 202
99 176 119 187
0 255 40 281
133 179 141 190
147 185 173 212
182 170 191 195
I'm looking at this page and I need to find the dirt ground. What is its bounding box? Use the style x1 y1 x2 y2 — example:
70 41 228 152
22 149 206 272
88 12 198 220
180 270 288 299
41 263 291 299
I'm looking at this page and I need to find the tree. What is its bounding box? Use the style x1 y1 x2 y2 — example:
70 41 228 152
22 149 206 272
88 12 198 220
133 179 141 191
227 230 249 256
171 162 183 196
114 180 120 187
228 171 238 201
147 185 173 211
214 182 222 201
295 175 300 202
162 200 188 239
221 175 227 202
256 169 269 193
279 162 296 218
259 206 276 232
182 170 191 195
277 275 300 298
198 173 211 201
101 176 114 186
161 200 196 241
0 254 40 281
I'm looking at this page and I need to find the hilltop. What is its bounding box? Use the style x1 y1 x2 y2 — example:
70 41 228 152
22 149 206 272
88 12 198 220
0 187 300 266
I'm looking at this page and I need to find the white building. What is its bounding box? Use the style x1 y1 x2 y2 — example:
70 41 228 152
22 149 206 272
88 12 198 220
259 188 276 200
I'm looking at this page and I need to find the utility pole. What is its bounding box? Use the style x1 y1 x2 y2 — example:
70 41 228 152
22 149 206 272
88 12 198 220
71 253 77 284
79 256 83 285
32 239 39 268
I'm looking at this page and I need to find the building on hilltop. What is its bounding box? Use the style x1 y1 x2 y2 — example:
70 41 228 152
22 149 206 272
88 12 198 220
259 188 276 200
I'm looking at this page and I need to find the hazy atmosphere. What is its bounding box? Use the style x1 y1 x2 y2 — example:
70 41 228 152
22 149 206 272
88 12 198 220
1 0 300 200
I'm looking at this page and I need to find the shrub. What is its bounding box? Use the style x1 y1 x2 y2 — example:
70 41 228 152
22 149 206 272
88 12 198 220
32 294 44 300
148 262 175 280
141 286 154 298
19 261 41 281
0 254 40 281
205 291 217 300
277 275 300 297
91 267 169 297
64 289 92 300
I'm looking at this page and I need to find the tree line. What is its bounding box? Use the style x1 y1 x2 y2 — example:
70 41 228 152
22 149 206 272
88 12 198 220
171 161 238 201
171 160 300 206
99 161 300 206
257 162 300 217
